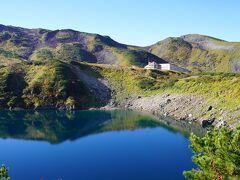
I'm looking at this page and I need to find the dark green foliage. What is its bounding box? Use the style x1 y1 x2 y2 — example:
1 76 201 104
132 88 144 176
0 60 109 109
32 48 54 61
32 45 97 63
116 49 167 67
4 72 27 95
55 44 82 62
0 165 10 180
0 69 27 108
137 70 183 90
55 44 96 63
23 61 95 109
138 77 177 90
94 34 126 48
52 61 93 108
138 78 155 90
184 127 240 180
127 50 157 67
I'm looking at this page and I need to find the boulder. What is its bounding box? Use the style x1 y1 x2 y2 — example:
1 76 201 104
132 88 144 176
201 118 215 127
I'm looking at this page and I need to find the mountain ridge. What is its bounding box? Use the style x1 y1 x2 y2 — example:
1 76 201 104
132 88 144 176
148 34 240 72
0 24 167 67
1 24 240 73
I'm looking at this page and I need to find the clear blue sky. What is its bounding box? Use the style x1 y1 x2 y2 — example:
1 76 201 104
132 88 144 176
0 0 239 46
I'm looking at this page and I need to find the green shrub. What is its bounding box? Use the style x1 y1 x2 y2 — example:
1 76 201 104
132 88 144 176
0 165 10 180
138 78 155 90
0 70 26 108
31 48 54 61
55 44 84 62
183 127 240 180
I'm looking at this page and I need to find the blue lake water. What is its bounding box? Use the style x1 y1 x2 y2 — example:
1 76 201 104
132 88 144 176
0 110 204 180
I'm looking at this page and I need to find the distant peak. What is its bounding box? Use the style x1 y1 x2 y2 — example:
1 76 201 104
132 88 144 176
181 34 226 42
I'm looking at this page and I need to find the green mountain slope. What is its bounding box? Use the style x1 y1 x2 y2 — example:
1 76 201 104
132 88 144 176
1 24 240 127
0 59 187 109
0 24 166 67
1 59 240 126
148 34 240 73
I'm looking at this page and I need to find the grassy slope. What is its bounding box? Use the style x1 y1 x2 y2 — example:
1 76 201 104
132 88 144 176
0 60 100 109
74 62 188 101
75 62 240 122
149 34 240 73
0 59 240 125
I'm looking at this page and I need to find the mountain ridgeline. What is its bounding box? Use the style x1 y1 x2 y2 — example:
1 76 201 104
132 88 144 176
148 34 240 73
0 24 166 67
1 24 240 73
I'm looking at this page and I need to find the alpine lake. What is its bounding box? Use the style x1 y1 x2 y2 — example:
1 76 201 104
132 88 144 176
0 110 206 180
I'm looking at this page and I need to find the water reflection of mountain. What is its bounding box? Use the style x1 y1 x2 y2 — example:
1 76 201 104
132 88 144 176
0 110 206 144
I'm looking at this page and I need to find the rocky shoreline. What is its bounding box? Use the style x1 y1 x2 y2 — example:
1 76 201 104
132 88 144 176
101 93 238 129
1 93 238 129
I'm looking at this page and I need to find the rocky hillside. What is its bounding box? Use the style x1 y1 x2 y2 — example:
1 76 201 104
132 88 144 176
148 34 240 73
0 24 166 67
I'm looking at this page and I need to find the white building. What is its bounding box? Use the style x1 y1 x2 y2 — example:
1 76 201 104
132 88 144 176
144 61 160 69
144 61 190 73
